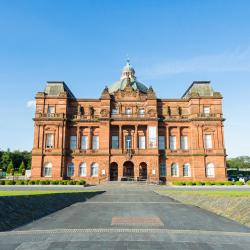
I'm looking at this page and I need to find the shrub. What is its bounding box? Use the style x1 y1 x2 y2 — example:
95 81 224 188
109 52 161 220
6 161 14 174
195 181 205 186
185 181 195 186
39 180 47 185
51 180 59 185
204 181 215 186
77 180 86 185
215 181 225 186
18 161 26 175
24 180 30 185
224 181 234 186
59 180 66 185
246 180 250 186
35 180 40 185
68 180 76 185
5 180 16 185
172 181 185 186
16 180 25 185
235 181 244 186
29 180 36 185
0 180 5 185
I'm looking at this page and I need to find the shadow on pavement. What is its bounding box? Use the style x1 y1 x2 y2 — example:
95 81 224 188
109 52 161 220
0 191 105 232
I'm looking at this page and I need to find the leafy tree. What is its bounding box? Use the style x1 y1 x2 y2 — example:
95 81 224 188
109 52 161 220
227 156 250 169
0 149 11 171
18 161 26 175
6 161 14 174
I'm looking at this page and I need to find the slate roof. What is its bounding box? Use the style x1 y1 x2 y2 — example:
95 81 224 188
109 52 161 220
44 81 75 99
182 81 216 98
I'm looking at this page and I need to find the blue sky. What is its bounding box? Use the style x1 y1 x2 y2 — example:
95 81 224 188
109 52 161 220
0 0 250 157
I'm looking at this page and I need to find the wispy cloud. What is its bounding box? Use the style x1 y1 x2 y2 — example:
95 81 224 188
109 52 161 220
142 48 250 79
26 100 36 109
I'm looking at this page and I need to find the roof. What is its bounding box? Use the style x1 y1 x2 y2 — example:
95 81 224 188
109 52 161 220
44 81 75 99
182 81 216 98
108 78 148 93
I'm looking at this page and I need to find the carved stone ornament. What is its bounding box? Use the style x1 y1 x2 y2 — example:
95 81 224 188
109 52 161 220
148 109 156 117
100 108 110 118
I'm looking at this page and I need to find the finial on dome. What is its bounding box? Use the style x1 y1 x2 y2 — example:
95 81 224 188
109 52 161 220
121 58 135 80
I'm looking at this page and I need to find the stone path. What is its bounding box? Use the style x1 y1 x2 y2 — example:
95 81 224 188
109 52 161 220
0 184 250 249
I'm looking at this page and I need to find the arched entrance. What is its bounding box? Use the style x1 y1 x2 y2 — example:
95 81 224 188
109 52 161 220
139 162 147 180
110 162 118 181
123 161 134 179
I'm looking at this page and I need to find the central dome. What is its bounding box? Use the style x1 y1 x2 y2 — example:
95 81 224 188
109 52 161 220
108 61 148 94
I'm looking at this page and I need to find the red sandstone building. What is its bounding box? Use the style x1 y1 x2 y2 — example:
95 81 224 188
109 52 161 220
31 62 227 183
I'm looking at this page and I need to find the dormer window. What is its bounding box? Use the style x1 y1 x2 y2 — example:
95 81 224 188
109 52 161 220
203 106 210 116
48 106 55 114
112 108 118 115
139 108 145 116
125 108 132 116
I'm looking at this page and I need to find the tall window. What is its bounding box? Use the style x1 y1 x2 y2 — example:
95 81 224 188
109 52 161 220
46 133 54 148
125 135 132 149
158 136 165 150
81 135 88 150
67 163 74 177
183 163 191 177
206 163 215 178
79 162 87 177
125 108 132 116
48 106 55 114
204 134 213 149
181 136 188 150
171 163 179 177
139 108 145 116
92 135 99 150
112 136 119 149
91 163 98 177
159 163 166 177
170 136 176 150
43 162 52 177
70 136 77 150
204 106 210 115
138 136 146 149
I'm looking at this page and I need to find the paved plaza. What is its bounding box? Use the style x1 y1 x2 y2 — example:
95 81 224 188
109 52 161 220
0 184 250 249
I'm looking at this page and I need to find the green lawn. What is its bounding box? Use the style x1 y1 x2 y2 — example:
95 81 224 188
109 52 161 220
0 190 101 196
158 190 250 197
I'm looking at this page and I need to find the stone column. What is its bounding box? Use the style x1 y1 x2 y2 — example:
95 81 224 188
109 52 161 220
77 126 80 149
166 125 169 149
119 125 122 150
177 127 181 149
88 127 92 150
134 125 138 149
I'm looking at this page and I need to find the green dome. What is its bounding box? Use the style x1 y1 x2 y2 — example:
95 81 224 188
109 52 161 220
108 61 148 94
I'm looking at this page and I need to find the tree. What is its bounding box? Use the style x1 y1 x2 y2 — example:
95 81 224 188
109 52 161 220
18 161 26 175
227 156 250 169
6 161 14 174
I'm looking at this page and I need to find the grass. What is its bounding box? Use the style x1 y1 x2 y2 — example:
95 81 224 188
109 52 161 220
158 190 250 197
0 190 101 197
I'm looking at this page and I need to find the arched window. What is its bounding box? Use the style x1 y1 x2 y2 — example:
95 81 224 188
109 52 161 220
171 163 179 177
79 162 87 177
67 163 74 177
43 162 52 177
91 163 98 177
206 163 215 178
183 163 191 177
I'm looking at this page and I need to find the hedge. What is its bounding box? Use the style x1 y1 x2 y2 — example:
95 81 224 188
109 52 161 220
172 181 246 186
0 180 86 186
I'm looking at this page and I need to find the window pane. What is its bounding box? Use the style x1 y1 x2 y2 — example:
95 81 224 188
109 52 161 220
112 108 118 115
204 107 210 114
139 108 145 116
158 136 165 150
204 134 212 149
148 126 157 148
92 136 99 150
139 136 146 149
125 108 132 115
206 163 215 177
81 136 88 150
48 106 55 114
170 136 176 150
112 136 119 149
183 164 190 177
46 134 54 148
159 163 166 177
125 135 132 149
181 136 188 150
79 163 86 176
43 162 52 177
70 136 77 150
171 164 178 176
91 163 98 176
67 163 74 177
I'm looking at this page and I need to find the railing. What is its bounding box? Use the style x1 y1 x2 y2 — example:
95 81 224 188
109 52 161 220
36 113 65 119
111 113 151 119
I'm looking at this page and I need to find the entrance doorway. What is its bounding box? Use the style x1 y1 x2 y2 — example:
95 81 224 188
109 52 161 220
123 161 134 179
110 162 118 181
139 162 147 180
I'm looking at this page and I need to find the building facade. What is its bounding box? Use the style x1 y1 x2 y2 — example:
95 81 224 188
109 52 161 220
31 62 227 183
